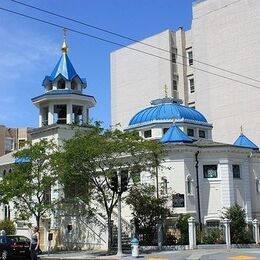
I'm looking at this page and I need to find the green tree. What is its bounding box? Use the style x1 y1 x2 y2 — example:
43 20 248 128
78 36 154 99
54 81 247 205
57 126 165 252
125 184 171 245
0 139 59 227
175 214 191 245
0 220 16 235
222 203 252 244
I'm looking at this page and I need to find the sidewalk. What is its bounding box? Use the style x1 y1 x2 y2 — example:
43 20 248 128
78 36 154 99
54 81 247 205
40 251 136 260
40 248 260 260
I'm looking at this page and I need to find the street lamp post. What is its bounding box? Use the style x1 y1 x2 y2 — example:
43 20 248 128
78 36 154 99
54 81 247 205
116 170 123 257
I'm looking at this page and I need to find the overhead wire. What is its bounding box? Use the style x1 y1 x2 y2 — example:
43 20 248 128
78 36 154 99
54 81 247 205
0 6 260 90
8 0 260 84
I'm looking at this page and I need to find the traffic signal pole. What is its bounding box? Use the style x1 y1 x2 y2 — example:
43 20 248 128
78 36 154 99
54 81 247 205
116 170 123 257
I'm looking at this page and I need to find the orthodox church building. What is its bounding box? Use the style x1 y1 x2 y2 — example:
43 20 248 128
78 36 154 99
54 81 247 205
0 36 259 250
126 96 260 227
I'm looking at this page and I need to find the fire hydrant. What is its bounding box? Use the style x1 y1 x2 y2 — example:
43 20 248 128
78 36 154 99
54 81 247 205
131 238 139 257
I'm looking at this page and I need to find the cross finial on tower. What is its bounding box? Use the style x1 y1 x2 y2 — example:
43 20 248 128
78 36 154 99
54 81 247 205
240 125 243 134
61 28 68 54
164 84 168 98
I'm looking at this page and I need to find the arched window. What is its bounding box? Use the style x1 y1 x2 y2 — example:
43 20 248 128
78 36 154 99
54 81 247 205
3 169 6 176
9 169 12 173
47 83 53 91
71 80 77 90
256 179 260 193
186 175 193 195
161 177 168 195
57 79 65 89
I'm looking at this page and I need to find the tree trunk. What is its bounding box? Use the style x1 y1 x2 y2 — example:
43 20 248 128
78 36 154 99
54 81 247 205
107 214 113 253
36 215 40 228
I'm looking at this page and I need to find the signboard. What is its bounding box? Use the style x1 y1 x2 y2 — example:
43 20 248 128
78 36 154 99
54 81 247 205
172 193 185 207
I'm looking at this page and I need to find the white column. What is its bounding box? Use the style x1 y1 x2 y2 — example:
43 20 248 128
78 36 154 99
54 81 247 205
242 160 252 222
223 218 231 249
48 104 54 125
220 161 234 208
188 216 196 250
253 219 260 244
67 103 73 124
39 108 43 127
82 105 87 125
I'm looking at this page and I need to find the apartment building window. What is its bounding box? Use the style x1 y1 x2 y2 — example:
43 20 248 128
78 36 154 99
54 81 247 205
171 48 177 63
232 165 240 179
5 137 14 153
187 128 194 137
172 80 178 91
188 51 193 65
199 130 206 138
172 52 176 63
189 78 195 93
18 139 26 149
203 165 218 178
144 130 152 138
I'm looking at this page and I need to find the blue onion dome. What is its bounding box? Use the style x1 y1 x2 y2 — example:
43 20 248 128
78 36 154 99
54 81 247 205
129 97 208 127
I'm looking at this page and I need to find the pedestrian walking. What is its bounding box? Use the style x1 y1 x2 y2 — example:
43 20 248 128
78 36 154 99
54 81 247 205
30 226 40 260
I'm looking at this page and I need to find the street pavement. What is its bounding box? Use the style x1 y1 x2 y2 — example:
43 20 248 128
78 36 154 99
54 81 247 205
40 248 260 260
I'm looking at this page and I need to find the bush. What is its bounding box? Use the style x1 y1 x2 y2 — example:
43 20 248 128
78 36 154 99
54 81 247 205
0 220 16 235
202 228 224 244
222 204 252 244
176 214 191 245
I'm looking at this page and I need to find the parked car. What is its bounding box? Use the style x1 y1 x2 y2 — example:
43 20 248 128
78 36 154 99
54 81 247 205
0 235 31 259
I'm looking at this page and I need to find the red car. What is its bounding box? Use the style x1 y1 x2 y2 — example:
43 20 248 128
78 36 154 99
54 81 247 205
0 235 31 259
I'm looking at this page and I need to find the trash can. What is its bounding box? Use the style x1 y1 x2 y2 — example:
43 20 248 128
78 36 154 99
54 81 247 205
131 238 139 257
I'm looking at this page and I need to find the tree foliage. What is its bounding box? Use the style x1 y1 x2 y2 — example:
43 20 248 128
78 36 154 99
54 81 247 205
175 214 191 245
0 220 16 235
0 139 59 227
222 203 252 244
125 184 171 245
57 126 165 251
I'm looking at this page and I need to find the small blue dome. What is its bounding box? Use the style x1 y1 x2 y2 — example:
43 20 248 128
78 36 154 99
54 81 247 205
160 124 193 144
129 100 207 126
233 133 259 150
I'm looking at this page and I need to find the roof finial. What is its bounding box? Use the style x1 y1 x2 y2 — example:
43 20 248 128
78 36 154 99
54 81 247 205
240 125 243 134
164 84 168 98
61 28 68 54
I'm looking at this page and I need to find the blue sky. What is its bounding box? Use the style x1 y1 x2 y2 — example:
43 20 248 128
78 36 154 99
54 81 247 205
0 0 193 128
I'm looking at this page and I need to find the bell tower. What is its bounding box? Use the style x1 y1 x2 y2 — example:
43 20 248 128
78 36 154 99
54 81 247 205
32 31 96 127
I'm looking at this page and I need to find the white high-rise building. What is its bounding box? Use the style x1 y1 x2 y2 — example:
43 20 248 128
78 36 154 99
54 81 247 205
111 29 195 129
111 0 260 146
192 0 260 144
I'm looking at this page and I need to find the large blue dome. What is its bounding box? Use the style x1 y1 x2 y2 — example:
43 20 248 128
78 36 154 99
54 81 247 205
129 99 207 126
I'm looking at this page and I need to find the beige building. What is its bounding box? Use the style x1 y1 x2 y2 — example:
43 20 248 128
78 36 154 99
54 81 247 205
0 125 31 156
111 0 260 145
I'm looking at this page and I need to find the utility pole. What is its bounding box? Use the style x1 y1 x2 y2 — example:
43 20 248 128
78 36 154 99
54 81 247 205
116 170 123 257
